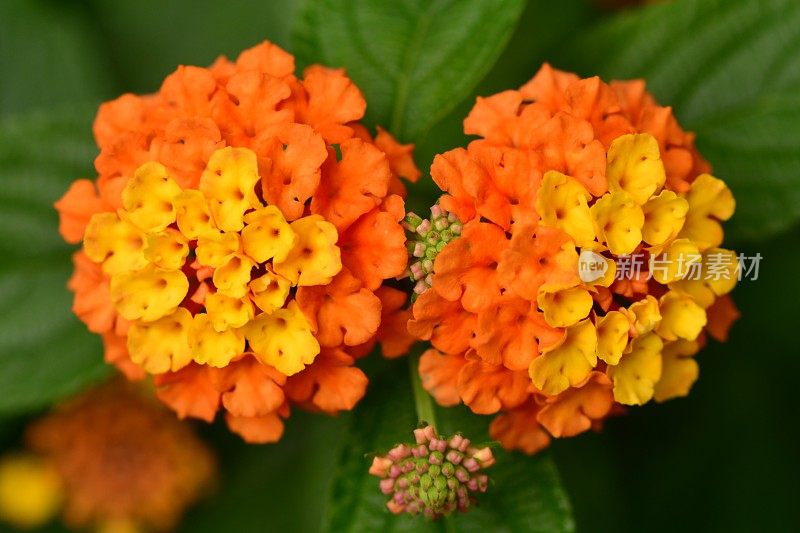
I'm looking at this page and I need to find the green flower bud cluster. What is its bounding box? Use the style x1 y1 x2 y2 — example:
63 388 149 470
369 425 494 519
404 205 462 298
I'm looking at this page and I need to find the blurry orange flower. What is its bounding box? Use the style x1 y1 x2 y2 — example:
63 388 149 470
409 64 739 454
25 382 215 531
54 41 417 443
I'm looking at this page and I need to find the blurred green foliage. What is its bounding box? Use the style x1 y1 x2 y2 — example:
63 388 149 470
1 0 799 531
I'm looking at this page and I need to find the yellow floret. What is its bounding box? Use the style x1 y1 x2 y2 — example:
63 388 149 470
656 291 707 342
529 319 597 396
537 286 593 328
245 301 320 376
121 161 183 232
109 264 188 322
678 173 735 251
83 212 148 275
591 191 644 255
204 292 254 331
200 147 261 232
0 454 62 529
213 254 255 299
595 310 631 365
189 313 245 368
273 215 342 286
606 133 666 205
608 333 663 405
242 205 297 263
536 171 595 247
143 228 189 270
175 189 216 239
653 339 700 403
127 308 193 374
642 190 688 251
249 271 292 314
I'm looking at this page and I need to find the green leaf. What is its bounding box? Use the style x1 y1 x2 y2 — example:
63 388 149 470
292 0 527 140
551 0 800 243
89 0 305 93
179 413 347 533
0 110 110 414
0 1 117 118
323 357 574 533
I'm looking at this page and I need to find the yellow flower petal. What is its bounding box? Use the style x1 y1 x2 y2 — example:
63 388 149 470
273 215 342 286
213 253 255 298
654 339 700 402
249 271 291 314
245 301 320 376
0 454 62 530
143 228 189 270
241 205 297 263
537 286 593 328
669 248 739 308
83 212 148 275
189 313 245 368
196 230 240 268
608 333 663 405
678 173 735 251
110 264 188 322
204 292 255 331
591 192 644 255
649 238 700 284
656 291 707 342
127 308 193 373
642 190 688 250
536 171 595 246
596 310 630 365
624 295 662 336
121 161 183 232
175 189 216 239
606 133 666 205
199 147 261 232
529 319 597 396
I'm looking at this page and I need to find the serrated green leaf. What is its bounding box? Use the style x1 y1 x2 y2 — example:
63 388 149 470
323 356 573 533
292 0 527 141
0 110 110 414
0 1 117 118
551 0 800 243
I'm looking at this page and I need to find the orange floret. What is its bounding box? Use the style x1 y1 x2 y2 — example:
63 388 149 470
54 41 415 443
411 64 739 454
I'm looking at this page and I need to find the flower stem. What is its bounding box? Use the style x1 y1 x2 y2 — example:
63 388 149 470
409 347 437 428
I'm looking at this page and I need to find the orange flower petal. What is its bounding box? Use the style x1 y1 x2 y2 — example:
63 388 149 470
473 296 565 371
296 268 382 347
295 66 366 143
311 138 391 231
257 123 327 221
216 356 287 418
489 401 552 455
408 287 477 355
431 221 508 312
225 410 286 444
536 371 614 438
374 126 420 195
340 200 407 291
284 347 368 413
497 224 579 301
154 364 222 422
418 348 466 407
67 251 117 334
54 180 110 244
456 359 530 415
234 41 295 78
705 294 740 342
374 287 415 359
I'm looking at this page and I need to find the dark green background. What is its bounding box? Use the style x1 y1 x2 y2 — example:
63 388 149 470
1 0 798 531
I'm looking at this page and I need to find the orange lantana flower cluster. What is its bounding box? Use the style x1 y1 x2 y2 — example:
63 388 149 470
55 41 418 443
26 382 215 532
409 65 739 454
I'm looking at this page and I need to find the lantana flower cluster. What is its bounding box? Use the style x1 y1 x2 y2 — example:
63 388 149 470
408 65 739 454
55 41 419 442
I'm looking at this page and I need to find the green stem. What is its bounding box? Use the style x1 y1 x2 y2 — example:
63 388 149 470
409 347 437 428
